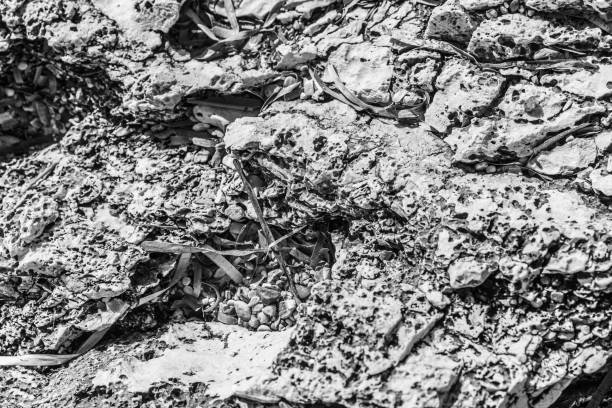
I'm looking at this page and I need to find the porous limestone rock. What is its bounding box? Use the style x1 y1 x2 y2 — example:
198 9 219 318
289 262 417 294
448 257 492 288
590 168 612 196
459 0 505 10
425 0 476 45
527 137 597 176
92 0 185 50
424 58 505 133
468 13 605 61
322 42 393 104
498 82 566 122
446 101 604 163
540 64 612 100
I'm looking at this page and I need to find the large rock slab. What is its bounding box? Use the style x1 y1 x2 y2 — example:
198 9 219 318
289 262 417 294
445 100 604 163
322 42 394 104
424 59 505 133
540 64 612 100
468 14 606 61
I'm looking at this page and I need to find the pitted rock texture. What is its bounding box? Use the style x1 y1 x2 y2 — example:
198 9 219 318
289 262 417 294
1 0 612 407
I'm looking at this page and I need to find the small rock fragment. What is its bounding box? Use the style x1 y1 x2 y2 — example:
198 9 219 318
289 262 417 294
448 258 492 289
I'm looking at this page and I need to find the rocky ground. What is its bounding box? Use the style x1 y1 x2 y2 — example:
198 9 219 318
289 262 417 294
1 0 612 407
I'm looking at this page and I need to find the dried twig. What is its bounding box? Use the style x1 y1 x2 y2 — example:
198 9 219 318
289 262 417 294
232 156 300 300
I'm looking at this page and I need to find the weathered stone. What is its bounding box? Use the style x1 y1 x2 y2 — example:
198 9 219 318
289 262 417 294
590 169 612 196
425 58 505 133
448 258 492 289
528 137 597 176
497 82 566 122
275 42 317 69
468 14 604 61
540 64 612 100
446 102 604 163
459 0 504 10
233 300 252 321
425 0 477 45
525 0 612 21
595 130 612 152
256 287 281 304
92 0 184 49
322 42 393 104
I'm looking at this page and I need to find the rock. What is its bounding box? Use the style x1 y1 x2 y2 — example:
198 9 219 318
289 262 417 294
590 169 612 196
233 300 252 321
218 310 239 325
497 82 566 122
540 64 612 100
595 130 612 153
279 299 297 318
322 42 393 104
448 258 492 289
446 102 604 163
212 0 286 20
92 0 185 50
459 0 504 10
543 251 589 275
468 14 604 61
17 196 59 243
525 0 612 21
528 138 597 176
256 287 281 304
275 42 317 69
425 0 476 45
425 291 451 308
262 305 277 318
295 284 311 300
424 59 505 133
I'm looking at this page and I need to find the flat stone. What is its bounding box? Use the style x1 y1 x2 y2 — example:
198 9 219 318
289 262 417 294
92 0 184 49
590 169 612 196
446 102 604 163
322 42 393 104
256 287 281 304
468 14 604 61
528 137 597 176
448 258 492 289
540 64 612 100
459 0 504 10
425 0 477 45
525 0 612 21
595 130 612 152
424 58 505 133
498 82 566 122
233 300 252 321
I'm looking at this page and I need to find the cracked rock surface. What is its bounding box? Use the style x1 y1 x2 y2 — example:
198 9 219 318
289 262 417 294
1 0 612 407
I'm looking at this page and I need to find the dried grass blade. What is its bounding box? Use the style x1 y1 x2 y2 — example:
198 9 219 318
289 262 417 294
0 353 78 367
268 225 307 250
136 252 191 307
233 157 300 300
185 7 219 41
141 240 263 256
200 248 243 284
262 81 300 111
224 0 240 32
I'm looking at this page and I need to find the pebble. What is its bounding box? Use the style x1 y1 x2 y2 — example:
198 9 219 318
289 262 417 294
257 325 271 332
224 204 245 221
263 305 277 317
248 316 260 329
258 311 270 325
256 287 281 304
295 284 311 300
248 295 261 307
234 300 252 321
218 310 238 325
